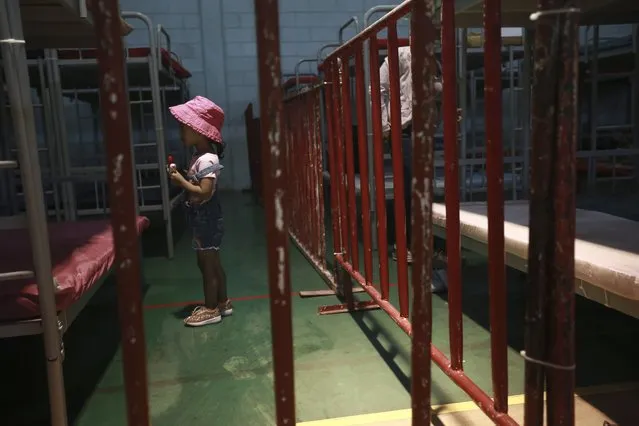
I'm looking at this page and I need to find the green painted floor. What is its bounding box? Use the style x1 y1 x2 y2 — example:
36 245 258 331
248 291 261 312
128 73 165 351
0 192 638 425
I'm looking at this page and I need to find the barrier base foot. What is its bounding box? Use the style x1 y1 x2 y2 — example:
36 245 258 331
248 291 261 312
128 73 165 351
318 300 379 315
299 287 366 298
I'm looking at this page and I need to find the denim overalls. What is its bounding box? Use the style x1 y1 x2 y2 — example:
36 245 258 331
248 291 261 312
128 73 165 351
185 163 224 250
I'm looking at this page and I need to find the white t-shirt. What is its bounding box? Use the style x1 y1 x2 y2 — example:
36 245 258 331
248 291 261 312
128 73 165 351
187 152 221 203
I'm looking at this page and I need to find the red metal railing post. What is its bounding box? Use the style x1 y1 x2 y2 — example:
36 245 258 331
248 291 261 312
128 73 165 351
90 1 150 424
368 35 390 299
525 3 579 425
386 21 410 317
442 0 463 372
314 88 327 266
483 0 508 413
354 41 374 285
409 0 437 423
324 65 343 262
332 59 351 264
254 0 296 423
340 56 360 272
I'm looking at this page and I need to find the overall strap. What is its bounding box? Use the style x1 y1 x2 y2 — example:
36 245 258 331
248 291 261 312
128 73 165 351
193 163 224 181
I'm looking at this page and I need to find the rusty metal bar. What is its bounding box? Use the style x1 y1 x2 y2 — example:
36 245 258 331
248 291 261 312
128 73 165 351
526 3 580 425
334 254 518 426
545 9 578 422
441 0 463 372
386 21 409 318
324 66 343 264
90 0 150 424
254 0 296 424
332 59 350 264
368 34 390 299
313 88 326 266
340 58 360 272
354 41 374 285
409 0 436 423
483 0 509 413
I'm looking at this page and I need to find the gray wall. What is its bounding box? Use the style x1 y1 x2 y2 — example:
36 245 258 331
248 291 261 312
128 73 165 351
120 0 404 190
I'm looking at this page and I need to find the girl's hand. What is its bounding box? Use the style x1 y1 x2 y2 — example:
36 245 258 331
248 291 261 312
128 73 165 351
167 167 186 186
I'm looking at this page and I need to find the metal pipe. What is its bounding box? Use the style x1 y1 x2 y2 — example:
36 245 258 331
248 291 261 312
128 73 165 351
294 58 318 90
38 60 62 222
458 29 468 201
522 29 533 193
45 49 76 221
386 22 409 318
360 5 403 254
483 0 508 413
326 1 412 63
122 11 174 258
338 16 360 44
339 58 359 272
0 1 67 424
633 24 639 185
253 1 297 424
332 59 350 264
441 0 463 373
91 1 150 424
316 42 341 65
589 25 599 187
157 24 172 73
324 65 343 265
368 35 390 299
526 4 580 424
508 46 516 200
410 0 437 422
354 42 374 286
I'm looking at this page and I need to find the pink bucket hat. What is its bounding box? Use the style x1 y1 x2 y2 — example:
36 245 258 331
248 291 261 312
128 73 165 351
169 96 225 144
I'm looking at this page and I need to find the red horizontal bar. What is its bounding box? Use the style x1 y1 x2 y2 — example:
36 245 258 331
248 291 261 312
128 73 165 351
334 255 518 426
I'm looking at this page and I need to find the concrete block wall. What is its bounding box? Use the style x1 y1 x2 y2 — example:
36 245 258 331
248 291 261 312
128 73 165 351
120 0 404 190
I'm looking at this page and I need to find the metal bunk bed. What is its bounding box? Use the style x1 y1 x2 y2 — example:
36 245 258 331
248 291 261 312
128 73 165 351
0 1 149 425
6 11 190 258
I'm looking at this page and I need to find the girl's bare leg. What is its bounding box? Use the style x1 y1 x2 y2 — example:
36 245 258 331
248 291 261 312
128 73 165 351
196 250 219 309
210 250 228 303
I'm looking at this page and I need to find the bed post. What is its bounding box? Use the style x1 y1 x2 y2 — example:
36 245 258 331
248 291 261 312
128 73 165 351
89 0 151 424
0 1 68 425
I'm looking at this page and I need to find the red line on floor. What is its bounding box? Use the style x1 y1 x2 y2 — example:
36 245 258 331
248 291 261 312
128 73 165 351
143 292 288 310
143 284 397 310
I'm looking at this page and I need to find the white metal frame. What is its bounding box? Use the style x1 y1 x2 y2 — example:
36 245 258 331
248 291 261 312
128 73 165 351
2 12 191 259
0 1 68 424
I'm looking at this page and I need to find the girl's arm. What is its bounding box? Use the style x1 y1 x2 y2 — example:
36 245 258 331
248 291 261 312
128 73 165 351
179 176 215 197
168 169 216 198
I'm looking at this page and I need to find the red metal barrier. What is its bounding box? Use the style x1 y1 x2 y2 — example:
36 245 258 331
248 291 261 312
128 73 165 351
284 86 326 274
253 0 579 424
319 1 517 423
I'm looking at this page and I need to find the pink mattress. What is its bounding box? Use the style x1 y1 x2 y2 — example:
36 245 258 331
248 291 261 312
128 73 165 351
0 217 150 322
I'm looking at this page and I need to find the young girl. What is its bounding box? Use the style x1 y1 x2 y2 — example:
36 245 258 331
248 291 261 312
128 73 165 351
167 96 231 326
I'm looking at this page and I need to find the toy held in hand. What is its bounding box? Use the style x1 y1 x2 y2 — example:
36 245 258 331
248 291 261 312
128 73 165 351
167 155 176 171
